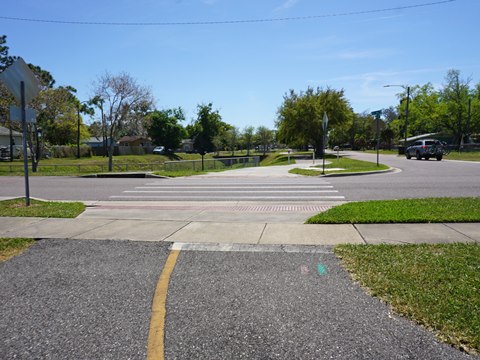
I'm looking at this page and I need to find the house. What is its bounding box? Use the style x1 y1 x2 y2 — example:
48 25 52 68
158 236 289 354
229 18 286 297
83 136 113 148
178 139 195 153
117 136 152 147
0 125 22 147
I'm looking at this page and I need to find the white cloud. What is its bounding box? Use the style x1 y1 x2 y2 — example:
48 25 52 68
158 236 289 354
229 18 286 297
274 0 300 13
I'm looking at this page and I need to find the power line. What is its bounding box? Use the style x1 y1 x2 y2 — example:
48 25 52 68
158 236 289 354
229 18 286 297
0 1 455 27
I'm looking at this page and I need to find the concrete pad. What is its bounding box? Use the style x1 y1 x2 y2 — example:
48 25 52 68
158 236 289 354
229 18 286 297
78 208 202 221
444 223 480 242
72 220 187 241
5 218 114 239
188 211 314 223
259 224 364 245
168 222 265 244
356 223 476 244
0 217 44 236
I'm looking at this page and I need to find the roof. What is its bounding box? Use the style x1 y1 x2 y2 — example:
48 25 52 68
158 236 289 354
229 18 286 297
118 135 150 143
0 125 22 137
399 133 439 143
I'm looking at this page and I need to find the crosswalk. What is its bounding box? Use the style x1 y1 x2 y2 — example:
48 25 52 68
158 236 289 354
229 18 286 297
110 178 345 201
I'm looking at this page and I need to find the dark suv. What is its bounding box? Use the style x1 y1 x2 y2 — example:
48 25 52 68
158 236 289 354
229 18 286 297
405 139 446 161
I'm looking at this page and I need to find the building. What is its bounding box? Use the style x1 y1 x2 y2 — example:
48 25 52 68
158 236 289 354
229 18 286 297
0 125 22 147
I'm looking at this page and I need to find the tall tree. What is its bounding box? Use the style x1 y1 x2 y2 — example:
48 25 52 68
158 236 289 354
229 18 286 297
147 108 186 152
190 103 229 153
242 126 255 156
255 126 273 156
276 86 353 156
92 72 154 171
440 69 471 146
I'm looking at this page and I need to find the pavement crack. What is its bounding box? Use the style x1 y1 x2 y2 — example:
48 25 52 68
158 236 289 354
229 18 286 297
352 224 368 244
258 223 268 244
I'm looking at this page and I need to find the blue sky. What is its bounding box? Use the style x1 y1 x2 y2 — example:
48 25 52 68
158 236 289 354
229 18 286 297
2 0 478 129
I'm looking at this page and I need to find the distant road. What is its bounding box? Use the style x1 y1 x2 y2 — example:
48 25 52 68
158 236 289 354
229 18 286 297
0 153 478 202
330 151 480 200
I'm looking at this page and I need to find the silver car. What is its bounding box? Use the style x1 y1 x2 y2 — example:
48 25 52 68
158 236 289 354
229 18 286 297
405 139 446 161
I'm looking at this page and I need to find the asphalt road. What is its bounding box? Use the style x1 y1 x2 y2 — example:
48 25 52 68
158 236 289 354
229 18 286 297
331 152 480 200
0 239 170 359
1 240 474 359
0 153 478 201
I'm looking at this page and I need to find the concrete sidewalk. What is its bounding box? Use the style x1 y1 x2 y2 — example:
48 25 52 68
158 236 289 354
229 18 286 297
1 213 478 245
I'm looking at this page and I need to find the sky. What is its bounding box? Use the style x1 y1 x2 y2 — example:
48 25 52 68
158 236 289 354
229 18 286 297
1 0 479 129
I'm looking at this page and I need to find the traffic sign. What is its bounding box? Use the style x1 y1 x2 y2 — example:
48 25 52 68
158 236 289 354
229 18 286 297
0 57 41 104
322 112 329 131
10 105 36 123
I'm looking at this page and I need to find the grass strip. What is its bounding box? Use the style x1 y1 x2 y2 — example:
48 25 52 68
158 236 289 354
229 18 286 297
307 197 480 224
290 156 389 176
0 198 85 218
334 243 480 354
0 237 35 262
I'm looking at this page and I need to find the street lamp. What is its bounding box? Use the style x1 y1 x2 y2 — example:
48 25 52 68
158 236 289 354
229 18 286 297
384 84 410 153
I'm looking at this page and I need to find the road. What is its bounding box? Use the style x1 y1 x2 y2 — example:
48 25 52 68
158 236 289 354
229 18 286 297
0 152 478 202
1 240 474 359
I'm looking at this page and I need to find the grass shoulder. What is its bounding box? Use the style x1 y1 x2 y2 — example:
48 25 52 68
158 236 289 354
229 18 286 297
290 155 389 176
334 243 480 354
0 198 85 218
0 237 35 262
307 197 480 224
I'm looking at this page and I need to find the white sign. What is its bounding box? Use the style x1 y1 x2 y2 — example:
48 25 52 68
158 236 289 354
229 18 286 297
10 106 36 123
0 57 41 104
322 112 329 131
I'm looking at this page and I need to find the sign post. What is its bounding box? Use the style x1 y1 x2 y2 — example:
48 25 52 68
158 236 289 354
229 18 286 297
0 58 41 206
371 110 382 167
322 112 328 175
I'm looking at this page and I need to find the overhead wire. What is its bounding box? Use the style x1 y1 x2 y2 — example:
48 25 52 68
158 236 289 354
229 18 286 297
0 0 456 26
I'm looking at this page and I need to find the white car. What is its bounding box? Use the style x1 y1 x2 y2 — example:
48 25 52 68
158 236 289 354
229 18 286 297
153 146 166 154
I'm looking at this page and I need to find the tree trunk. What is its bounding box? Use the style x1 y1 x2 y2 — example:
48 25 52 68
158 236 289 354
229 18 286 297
108 142 114 172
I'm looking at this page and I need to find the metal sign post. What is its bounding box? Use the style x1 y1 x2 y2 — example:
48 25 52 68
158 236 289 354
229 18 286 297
0 58 41 206
322 112 328 175
371 110 382 167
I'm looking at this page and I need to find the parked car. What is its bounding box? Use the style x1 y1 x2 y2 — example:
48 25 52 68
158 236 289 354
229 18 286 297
405 139 446 161
152 146 166 154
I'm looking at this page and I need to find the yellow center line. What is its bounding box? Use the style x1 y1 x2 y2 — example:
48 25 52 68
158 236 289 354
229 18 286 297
147 249 180 360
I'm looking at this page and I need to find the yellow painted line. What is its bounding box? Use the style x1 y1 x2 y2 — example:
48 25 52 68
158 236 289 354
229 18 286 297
147 250 180 360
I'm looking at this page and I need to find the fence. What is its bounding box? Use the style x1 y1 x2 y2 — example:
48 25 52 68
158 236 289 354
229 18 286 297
163 156 260 172
0 156 260 174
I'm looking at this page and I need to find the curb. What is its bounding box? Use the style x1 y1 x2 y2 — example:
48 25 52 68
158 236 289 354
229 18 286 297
322 167 399 177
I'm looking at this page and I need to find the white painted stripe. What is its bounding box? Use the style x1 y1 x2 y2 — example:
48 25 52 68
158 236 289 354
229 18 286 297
110 195 345 199
137 185 334 189
126 190 338 193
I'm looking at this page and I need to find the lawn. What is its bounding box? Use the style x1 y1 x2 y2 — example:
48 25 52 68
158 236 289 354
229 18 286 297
290 155 389 176
307 197 480 224
0 198 85 218
0 237 35 262
335 243 480 354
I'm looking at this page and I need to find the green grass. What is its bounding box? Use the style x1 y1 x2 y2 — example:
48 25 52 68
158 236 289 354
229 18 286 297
259 152 296 166
290 155 389 176
334 243 480 354
0 198 85 218
307 197 480 224
447 151 480 161
0 237 35 262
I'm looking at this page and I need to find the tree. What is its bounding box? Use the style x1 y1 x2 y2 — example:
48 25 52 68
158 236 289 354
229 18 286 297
92 72 154 171
242 126 255 156
226 126 239 156
440 69 471 146
255 126 273 156
190 103 229 153
276 87 353 156
147 108 186 152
